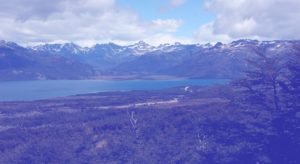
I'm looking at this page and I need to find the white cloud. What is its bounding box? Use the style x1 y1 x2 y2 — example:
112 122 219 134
150 19 183 33
160 0 187 13
0 0 65 20
195 0 300 42
170 0 187 7
0 0 183 46
144 33 192 46
194 23 231 43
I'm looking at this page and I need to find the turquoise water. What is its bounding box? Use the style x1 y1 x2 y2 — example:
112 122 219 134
0 79 229 101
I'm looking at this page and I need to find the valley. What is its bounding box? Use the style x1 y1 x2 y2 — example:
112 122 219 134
0 0 299 163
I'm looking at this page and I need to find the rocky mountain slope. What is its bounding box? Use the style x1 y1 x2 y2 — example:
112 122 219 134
1 39 299 80
0 41 95 80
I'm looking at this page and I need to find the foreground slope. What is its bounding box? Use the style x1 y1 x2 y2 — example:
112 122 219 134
0 86 298 163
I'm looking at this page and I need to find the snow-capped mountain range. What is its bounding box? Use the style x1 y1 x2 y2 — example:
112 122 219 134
0 39 299 80
31 41 186 56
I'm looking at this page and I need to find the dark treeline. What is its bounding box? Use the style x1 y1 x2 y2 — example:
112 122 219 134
232 47 300 163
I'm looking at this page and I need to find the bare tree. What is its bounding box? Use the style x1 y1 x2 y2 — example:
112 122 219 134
284 55 300 109
127 109 138 135
234 48 285 111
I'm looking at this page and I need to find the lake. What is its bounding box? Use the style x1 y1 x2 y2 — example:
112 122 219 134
0 79 229 101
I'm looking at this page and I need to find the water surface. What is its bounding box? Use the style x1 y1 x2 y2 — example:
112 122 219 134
0 79 229 101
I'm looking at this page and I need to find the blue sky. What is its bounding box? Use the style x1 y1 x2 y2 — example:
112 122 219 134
118 0 214 37
0 0 299 46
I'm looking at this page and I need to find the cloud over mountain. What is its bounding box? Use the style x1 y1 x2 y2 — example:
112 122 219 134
195 0 300 43
0 0 299 45
0 0 184 46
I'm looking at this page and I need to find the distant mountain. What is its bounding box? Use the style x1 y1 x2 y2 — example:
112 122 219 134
111 40 300 78
0 41 95 80
1 39 299 80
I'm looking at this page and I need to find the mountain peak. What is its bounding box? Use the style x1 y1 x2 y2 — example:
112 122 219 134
0 40 22 49
136 40 148 45
127 41 155 55
230 39 259 47
130 41 151 47
61 43 81 49
63 42 78 47
174 42 182 46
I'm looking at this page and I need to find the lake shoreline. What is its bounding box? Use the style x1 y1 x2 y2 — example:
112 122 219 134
0 75 232 82
0 79 229 102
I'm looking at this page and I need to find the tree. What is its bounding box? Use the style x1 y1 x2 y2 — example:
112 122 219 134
233 48 300 163
283 54 300 109
234 48 285 111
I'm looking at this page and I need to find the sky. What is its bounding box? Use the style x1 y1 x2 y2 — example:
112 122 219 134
0 0 299 46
